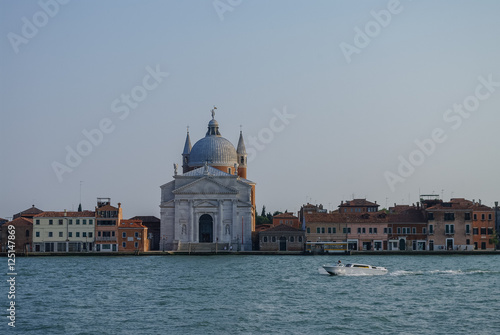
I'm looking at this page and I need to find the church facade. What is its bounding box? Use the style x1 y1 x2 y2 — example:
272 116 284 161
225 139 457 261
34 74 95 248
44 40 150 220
160 110 256 251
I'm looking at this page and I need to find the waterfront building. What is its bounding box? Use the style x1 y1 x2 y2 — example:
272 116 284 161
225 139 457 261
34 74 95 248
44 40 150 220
32 210 95 252
130 216 160 250
259 224 304 251
160 110 256 251
495 201 500 249
272 212 300 229
13 205 43 219
95 198 122 252
118 219 149 252
472 201 495 250
425 198 474 251
1 217 32 253
387 205 427 251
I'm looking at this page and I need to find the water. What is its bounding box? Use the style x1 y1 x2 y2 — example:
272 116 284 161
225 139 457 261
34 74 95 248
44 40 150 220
5 255 500 334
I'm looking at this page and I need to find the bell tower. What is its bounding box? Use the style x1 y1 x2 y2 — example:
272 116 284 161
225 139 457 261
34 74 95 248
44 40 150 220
182 127 192 174
236 128 247 179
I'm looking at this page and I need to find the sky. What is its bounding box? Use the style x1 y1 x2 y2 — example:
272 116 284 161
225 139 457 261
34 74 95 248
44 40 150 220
1 0 500 219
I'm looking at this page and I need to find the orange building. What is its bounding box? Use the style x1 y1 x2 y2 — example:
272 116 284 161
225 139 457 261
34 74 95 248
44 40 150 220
272 212 300 229
95 198 122 252
118 219 149 252
472 202 495 250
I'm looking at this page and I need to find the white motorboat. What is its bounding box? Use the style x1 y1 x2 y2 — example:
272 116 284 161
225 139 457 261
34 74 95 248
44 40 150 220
323 263 388 276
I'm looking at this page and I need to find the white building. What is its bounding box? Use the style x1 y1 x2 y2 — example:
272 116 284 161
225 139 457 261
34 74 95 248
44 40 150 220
160 110 256 251
32 211 95 252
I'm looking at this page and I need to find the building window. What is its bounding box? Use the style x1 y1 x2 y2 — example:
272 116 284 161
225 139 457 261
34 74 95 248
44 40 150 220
290 236 295 242
480 227 487 235
481 214 485 220
384 228 387 234
122 242 126 248
59 219 63 225
427 212 434 220
48 232 53 237
36 219 40 225
473 228 478 235
423 228 427 234
481 242 486 250
429 225 434 234
69 219 72 225
444 213 455 221
134 242 139 248
36 232 40 237
321 228 325 234
272 237 276 242
89 232 93 238
306 227 310 234
357 228 361 234
369 228 373 234
328 227 331 234
412 227 416 234
122 232 126 238
445 224 455 234
135 232 139 238
83 232 87 237
83 219 87 225
89 219 93 225
397 227 401 234
49 220 53 225
316 227 320 234
374 228 377 234
464 212 471 220
488 214 492 220
332 228 336 233
362 228 366 234
488 228 493 235
76 219 80 225
298 236 303 242
473 214 477 220
263 236 268 242
69 232 72 237
59 232 63 237
76 232 80 237
465 224 471 234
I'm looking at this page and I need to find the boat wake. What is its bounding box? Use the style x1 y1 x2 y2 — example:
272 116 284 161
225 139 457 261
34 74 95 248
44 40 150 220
390 269 498 276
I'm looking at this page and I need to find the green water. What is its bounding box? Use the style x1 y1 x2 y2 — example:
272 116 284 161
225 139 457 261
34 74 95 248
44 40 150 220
5 255 500 334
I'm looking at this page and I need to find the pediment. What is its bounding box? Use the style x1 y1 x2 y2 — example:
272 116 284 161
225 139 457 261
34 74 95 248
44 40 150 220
194 200 219 208
173 177 238 195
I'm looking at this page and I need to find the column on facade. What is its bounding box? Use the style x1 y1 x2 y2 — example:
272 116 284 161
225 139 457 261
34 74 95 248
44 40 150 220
174 199 180 242
218 200 223 242
189 200 194 243
232 200 238 243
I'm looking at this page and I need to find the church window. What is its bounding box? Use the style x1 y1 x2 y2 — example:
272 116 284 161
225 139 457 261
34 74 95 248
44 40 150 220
241 157 244 164
263 236 268 242
298 236 303 242
290 236 295 242
181 224 187 235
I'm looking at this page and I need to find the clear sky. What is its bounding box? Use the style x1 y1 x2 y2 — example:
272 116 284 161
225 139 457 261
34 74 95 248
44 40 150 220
1 0 500 219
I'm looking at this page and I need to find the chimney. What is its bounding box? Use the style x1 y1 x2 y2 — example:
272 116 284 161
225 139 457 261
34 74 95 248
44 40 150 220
495 201 498 209
118 203 121 208
479 199 481 205
375 201 377 204
64 209 67 217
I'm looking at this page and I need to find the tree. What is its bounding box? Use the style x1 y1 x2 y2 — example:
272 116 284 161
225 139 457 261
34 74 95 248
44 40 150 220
489 229 499 250
261 205 266 217
78 203 82 212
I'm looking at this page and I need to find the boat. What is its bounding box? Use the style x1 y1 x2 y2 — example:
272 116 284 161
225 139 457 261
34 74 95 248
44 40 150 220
323 263 388 276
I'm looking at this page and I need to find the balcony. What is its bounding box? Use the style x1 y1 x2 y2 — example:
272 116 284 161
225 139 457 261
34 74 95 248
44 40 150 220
96 236 117 242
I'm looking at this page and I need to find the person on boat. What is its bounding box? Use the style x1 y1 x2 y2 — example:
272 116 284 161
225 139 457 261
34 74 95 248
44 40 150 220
337 260 342 266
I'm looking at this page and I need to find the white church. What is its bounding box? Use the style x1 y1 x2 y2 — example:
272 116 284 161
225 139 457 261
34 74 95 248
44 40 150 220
160 109 256 251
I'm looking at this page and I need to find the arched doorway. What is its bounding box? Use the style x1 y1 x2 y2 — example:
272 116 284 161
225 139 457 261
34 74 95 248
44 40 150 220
279 236 287 251
199 214 213 243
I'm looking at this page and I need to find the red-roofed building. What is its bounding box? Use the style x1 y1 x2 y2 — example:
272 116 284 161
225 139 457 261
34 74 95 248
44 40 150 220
33 210 95 252
272 212 300 229
472 201 495 250
118 219 149 252
338 199 379 214
13 205 43 219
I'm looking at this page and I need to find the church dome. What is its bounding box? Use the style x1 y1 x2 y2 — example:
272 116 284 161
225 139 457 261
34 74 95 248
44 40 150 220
188 136 237 167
